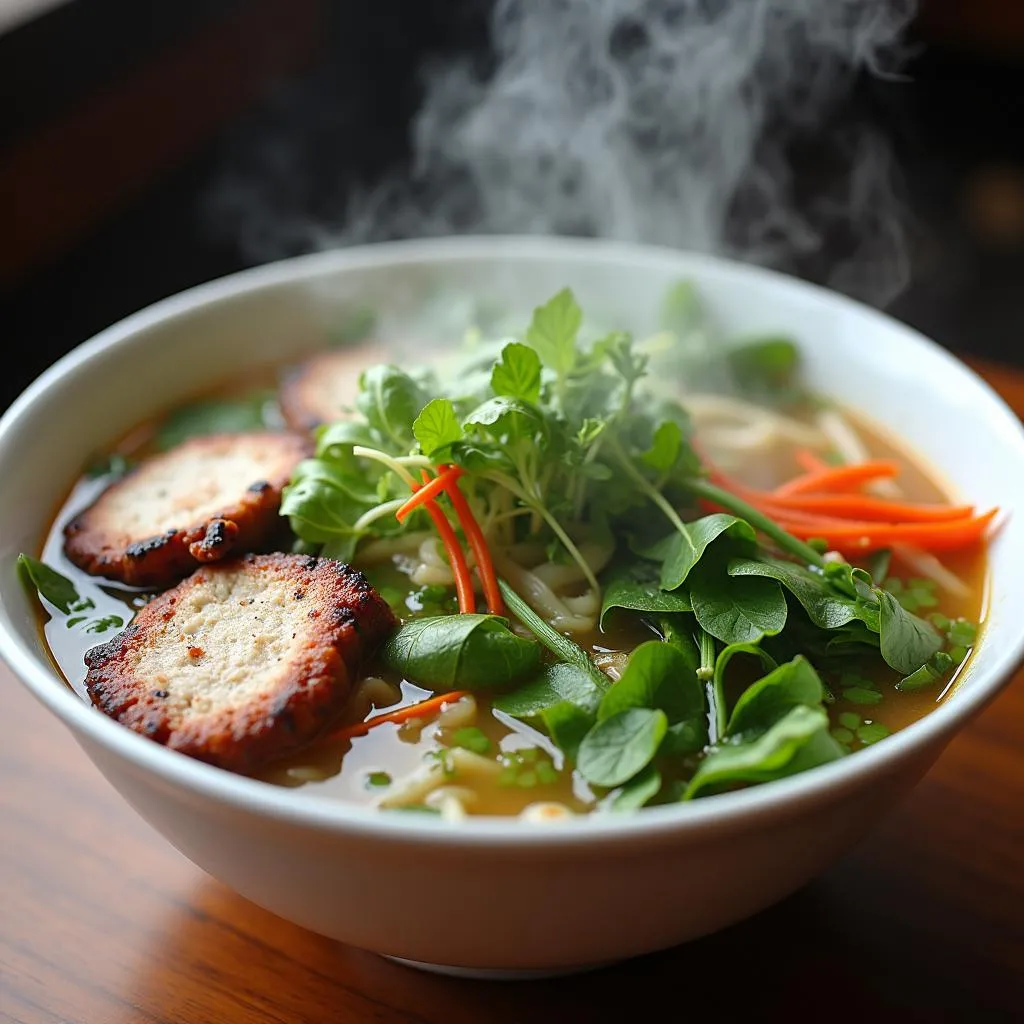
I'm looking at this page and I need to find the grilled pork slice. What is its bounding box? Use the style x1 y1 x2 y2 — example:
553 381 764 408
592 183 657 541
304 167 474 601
279 348 379 431
84 554 396 771
64 432 311 587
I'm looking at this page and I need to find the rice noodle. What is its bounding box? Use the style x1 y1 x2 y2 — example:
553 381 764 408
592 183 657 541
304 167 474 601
688 394 828 449
356 530 432 565
378 747 503 810
891 545 971 598
436 694 478 730
491 549 596 633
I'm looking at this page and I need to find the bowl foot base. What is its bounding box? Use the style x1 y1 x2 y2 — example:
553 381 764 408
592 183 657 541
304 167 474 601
383 955 614 980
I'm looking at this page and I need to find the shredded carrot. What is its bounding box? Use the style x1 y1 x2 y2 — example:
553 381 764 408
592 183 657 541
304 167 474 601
412 471 476 614
327 690 471 743
704 463 998 555
439 465 504 616
761 493 976 523
774 460 901 497
795 449 830 473
395 465 465 522
766 509 999 554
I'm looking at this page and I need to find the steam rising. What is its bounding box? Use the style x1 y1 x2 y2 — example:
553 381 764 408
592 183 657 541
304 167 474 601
212 0 917 306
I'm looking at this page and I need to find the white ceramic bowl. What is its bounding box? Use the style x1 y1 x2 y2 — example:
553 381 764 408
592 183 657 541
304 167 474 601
2 237 1023 978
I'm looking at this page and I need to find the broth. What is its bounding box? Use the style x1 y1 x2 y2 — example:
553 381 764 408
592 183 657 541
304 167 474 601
33 345 988 817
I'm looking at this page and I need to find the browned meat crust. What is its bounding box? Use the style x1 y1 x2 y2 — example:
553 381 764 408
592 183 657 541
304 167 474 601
279 348 380 431
84 554 396 772
63 432 311 587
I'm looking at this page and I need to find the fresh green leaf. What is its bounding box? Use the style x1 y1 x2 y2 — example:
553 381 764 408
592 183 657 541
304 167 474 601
156 393 271 451
897 651 954 692
728 557 866 631
316 421 379 464
641 421 682 474
86 452 132 480
599 566 692 628
497 579 609 692
493 663 603 718
18 554 80 614
540 701 595 762
449 726 492 754
684 706 844 799
607 765 662 811
525 288 581 378
726 656 826 738
727 337 800 401
690 568 788 645
356 365 428 451
711 642 778 727
658 515 756 591
855 721 890 745
413 398 463 457
491 342 542 403
577 708 668 788
598 641 704 726
381 615 541 690
877 590 942 675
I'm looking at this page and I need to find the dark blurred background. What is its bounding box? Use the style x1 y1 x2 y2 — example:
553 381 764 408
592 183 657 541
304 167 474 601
1 0 1022 413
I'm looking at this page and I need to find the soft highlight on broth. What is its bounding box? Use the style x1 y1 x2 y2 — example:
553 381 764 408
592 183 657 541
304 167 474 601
25 284 992 820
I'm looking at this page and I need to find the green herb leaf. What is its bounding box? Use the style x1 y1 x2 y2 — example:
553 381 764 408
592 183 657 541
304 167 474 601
525 288 581 378
498 579 609 692
657 515 756 591
599 566 692 628
640 421 682 474
413 398 463 457
877 590 942 675
577 708 668 788
728 557 866 631
726 656 826 738
356 365 428 451
711 642 778 734
156 393 271 451
18 554 80 614
598 641 704 726
449 726 492 754
540 701 595 762
607 764 662 811
381 615 541 690
491 342 543 403
897 651 954 692
684 705 844 799
727 337 800 402
689 568 788 645
493 663 603 718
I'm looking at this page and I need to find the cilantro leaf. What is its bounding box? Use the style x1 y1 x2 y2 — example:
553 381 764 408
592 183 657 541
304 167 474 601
491 342 542 403
413 398 463 457
525 288 581 378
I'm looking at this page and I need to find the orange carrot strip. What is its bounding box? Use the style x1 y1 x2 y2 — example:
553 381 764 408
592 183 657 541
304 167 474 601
327 690 471 743
796 449 830 473
395 465 465 522
774 460 901 497
439 466 504 616
709 465 969 523
413 471 476 615
767 509 998 553
761 493 976 523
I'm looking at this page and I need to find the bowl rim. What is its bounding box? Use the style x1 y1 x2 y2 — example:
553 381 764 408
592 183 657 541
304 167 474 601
2 234 1023 847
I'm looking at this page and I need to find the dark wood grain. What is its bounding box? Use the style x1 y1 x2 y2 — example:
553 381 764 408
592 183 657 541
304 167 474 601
2 365 1022 1024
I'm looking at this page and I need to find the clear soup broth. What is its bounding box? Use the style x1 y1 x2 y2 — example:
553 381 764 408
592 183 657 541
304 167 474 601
33 334 988 819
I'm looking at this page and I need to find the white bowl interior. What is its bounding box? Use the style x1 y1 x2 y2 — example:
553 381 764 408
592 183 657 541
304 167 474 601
1 237 1023 838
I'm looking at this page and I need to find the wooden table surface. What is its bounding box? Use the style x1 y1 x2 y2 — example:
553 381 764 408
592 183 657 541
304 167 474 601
2 360 1022 1024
